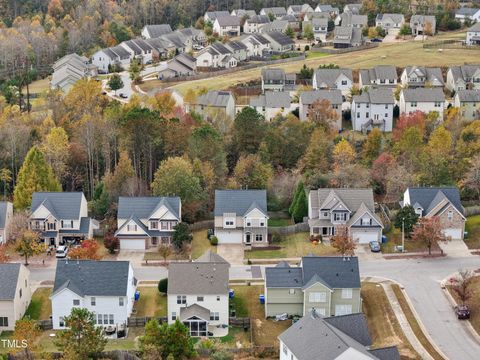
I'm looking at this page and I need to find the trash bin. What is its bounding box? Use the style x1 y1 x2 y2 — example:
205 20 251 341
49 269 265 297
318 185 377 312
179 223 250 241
134 291 140 301
381 235 387 244
229 289 235 298
259 294 265 304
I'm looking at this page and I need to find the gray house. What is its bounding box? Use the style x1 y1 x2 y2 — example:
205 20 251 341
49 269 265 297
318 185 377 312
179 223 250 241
51 53 98 93
279 311 400 360
250 91 292 121
265 256 361 318
455 90 480 121
214 189 268 246
375 13 405 31
262 31 295 52
359 65 398 87
446 65 480 92
260 7 287 19
400 66 444 88
336 12 367 28
158 53 197 79
333 26 364 48
192 90 236 119
225 41 248 62
410 15 436 36
261 68 296 92
141 24 173 39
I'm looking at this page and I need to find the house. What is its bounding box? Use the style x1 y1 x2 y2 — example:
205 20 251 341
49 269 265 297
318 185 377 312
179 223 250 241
260 7 287 20
196 43 237 68
299 90 342 126
279 311 400 360
312 68 353 94
336 12 367 28
352 89 395 132
287 4 314 18
315 5 340 17
281 15 301 31
120 38 154 64
51 260 136 331
446 65 480 92
359 65 398 87
410 15 436 36
0 201 13 244
261 68 296 92
51 53 98 93
91 45 131 73
225 40 248 61
466 22 480 46
193 90 236 119
239 33 272 57
158 53 197 79
375 13 405 31
304 11 331 22
308 188 383 243
141 24 173 39
214 189 268 246
399 88 445 120
204 11 230 24
115 196 181 251
333 26 364 48
260 20 289 33
309 18 329 42
454 90 480 121
455 7 480 23
264 256 361 317
400 66 444 88
167 251 229 337
146 37 176 60
0 264 31 331
29 192 98 247
160 31 193 53
250 91 293 121
401 187 466 240
231 9 256 18
343 3 362 14
177 28 207 47
213 16 241 37
244 15 270 33
262 31 295 52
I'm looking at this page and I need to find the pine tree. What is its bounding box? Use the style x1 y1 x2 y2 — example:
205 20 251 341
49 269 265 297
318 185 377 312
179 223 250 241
13 146 61 210
290 182 308 223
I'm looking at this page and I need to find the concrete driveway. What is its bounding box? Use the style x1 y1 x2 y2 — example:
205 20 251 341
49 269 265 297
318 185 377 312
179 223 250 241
439 240 472 257
217 244 244 265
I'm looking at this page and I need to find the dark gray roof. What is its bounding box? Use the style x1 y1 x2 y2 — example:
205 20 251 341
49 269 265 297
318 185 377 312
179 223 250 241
401 88 444 102
132 38 153 52
263 31 295 46
281 14 298 22
353 89 394 104
110 45 131 59
197 90 233 107
180 303 211 321
261 7 287 16
123 40 142 54
144 24 173 38
196 250 229 263
214 189 267 216
360 65 397 83
368 346 401 360
0 263 21 300
168 262 229 295
302 256 360 289
31 192 84 219
324 313 372 346
266 266 303 287
314 68 353 86
205 11 230 21
300 90 342 105
211 42 232 55
215 15 241 27
0 201 10 228
339 12 367 27
53 260 131 296
404 66 444 85
449 65 480 83
410 15 436 25
457 90 480 102
405 187 464 216
262 68 286 81
250 91 291 108
117 196 181 219
468 22 480 32
251 33 270 45
226 40 248 51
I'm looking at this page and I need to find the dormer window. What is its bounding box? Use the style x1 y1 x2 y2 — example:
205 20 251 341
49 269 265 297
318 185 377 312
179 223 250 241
150 221 158 229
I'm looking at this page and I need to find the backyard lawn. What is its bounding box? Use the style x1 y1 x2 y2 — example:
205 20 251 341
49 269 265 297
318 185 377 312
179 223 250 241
245 232 337 259
25 287 52 320
447 276 480 336
465 215 480 249
133 287 167 317
191 229 215 259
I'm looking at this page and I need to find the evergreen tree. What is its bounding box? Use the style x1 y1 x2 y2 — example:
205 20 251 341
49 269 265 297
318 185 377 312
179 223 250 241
394 205 419 237
172 222 193 250
290 182 308 223
107 73 124 95
13 146 61 210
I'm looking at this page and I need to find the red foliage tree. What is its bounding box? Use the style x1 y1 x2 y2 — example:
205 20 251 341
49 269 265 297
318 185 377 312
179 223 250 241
68 239 101 260
411 217 446 255
392 111 426 142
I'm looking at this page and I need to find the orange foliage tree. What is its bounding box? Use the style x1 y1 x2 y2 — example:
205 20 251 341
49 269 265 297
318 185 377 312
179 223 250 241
68 239 101 260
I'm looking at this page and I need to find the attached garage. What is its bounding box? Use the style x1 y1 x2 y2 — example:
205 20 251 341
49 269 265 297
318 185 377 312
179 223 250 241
443 228 463 240
350 229 380 244
119 238 146 250
215 230 243 244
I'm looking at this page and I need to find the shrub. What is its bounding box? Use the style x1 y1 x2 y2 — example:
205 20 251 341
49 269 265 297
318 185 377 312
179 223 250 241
210 235 218 246
197 338 216 350
158 278 168 293
103 233 119 254
304 45 310 51
272 234 282 243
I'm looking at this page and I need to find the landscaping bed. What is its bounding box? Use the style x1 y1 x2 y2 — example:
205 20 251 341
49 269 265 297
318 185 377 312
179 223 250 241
381 227 440 254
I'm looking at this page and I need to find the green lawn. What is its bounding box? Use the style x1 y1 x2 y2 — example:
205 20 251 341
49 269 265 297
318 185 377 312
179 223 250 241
465 215 480 249
24 288 52 320
191 229 215 259
133 287 167 317
305 51 331 59
381 227 435 254
230 289 249 317
245 232 337 259
268 218 293 227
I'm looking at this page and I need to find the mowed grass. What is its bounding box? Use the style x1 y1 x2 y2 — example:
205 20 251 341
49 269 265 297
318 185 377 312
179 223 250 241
447 276 480 336
133 287 167 317
267 218 293 227
24 287 52 320
191 229 215 259
465 215 480 249
381 227 435 254
245 232 337 259
361 282 420 360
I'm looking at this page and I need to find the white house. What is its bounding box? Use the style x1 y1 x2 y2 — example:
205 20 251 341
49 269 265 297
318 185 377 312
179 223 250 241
287 4 314 17
51 54 98 93
455 7 480 23
410 15 436 36
51 260 136 331
375 13 405 31
250 91 293 121
359 65 398 88
352 89 395 132
315 5 340 17
204 11 230 23
454 90 480 121
466 22 480 46
167 251 230 337
141 24 173 39
115 196 182 251
260 7 287 20
446 65 480 92
0 201 13 244
91 45 132 74
120 39 153 64
400 66 444 88
213 16 241 37
399 88 445 120
312 68 353 95
243 15 270 33
310 18 329 42
0 264 31 331
239 33 272 57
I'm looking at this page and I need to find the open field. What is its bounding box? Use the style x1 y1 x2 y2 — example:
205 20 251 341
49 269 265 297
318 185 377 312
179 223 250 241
465 215 480 249
167 31 478 95
447 276 480 336
25 287 52 320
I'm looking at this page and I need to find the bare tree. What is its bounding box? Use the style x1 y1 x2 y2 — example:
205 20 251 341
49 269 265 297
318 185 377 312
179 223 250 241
452 270 474 305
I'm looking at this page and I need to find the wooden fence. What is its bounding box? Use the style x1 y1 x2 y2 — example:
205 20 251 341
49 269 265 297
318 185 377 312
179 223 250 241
423 40 480 50
127 316 250 328
37 319 53 330
269 222 309 235
189 220 214 231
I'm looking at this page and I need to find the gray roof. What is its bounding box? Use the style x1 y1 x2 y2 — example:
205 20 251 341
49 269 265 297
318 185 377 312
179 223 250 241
117 196 181 219
110 45 131 59
262 20 289 33
449 65 480 83
468 22 480 32
144 24 173 38
214 189 267 216
457 7 480 16
211 42 232 55
404 66 444 85
205 11 230 21
261 7 287 16
324 313 372 346
180 303 211 321
250 91 291 108
314 68 353 86
215 15 241 27
457 90 480 102
317 5 339 12
266 266 303 287
197 90 233 107
132 38 153 52
302 256 360 289
300 90 342 105
405 187 464 216
53 260 131 296
31 192 85 219
263 31 295 45
262 68 286 81
0 263 21 300
167 261 229 295
376 13 405 23
123 40 142 54
232 9 256 17
410 15 436 25
368 346 401 360
353 89 394 104
250 33 270 45
196 250 229 263
401 88 444 102
225 40 248 51
281 14 298 22
247 15 270 24
334 26 363 45
312 18 329 27
0 202 10 228
360 65 397 83
339 12 367 27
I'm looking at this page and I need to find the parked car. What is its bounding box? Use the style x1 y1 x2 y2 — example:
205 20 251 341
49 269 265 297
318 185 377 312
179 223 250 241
193 44 204 50
119 93 128 99
56 245 69 258
370 38 383 42
369 241 381 252
455 305 470 319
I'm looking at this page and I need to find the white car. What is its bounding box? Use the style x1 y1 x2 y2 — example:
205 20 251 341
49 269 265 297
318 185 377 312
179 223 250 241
193 44 204 50
56 246 69 258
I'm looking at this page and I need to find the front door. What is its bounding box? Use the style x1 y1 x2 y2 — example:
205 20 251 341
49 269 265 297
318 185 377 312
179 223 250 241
245 233 251 244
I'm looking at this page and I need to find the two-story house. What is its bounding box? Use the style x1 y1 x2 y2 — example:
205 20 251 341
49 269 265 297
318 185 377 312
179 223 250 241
262 31 295 52
265 256 361 318
239 33 271 57
231 9 256 18
298 90 342 126
120 38 154 65
51 260 137 332
454 90 480 121
261 68 296 92
455 7 480 24
141 24 173 39
312 68 353 95
250 91 293 121
0 264 31 331
91 45 132 74
260 7 287 20
309 18 329 42
401 187 466 240
399 88 445 120
167 250 230 337
192 90 236 120
375 13 405 31
333 26 364 48
351 89 395 132
115 196 181 251
29 192 97 247
446 65 480 92
0 201 13 244
314 5 340 17
287 4 314 18
410 15 436 36
359 65 398 88
466 22 480 46
244 15 271 34
400 66 444 88
213 16 241 37
336 12 367 28
308 188 383 244
204 11 230 24
214 189 268 246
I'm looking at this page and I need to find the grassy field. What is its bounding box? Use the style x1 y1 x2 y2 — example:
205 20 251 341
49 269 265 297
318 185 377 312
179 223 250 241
391 284 445 360
361 282 420 360
24 77 50 95
447 276 480 336
465 215 480 249
245 232 337 259
133 287 167 317
381 227 434 254
25 288 52 320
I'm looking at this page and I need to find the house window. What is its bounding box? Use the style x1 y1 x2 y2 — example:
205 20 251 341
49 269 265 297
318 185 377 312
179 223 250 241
119 297 124 306
246 219 252 226
91 297 96 306
435 102 441 107
448 210 453 220
73 299 80 306
48 223 56 230
225 220 234 226
151 237 158 246
172 312 177 321
289 289 295 295
0 317 8 327
335 304 353 316
127 224 137 231
197 296 204 302
260 220 265 227
109 314 114 324
341 80 347 85
357 112 360 118
385 104 389 109
411 101 417 107
308 292 326 303
97 314 103 324
150 221 158 229
59 317 65 327
342 288 353 299
385 113 388 117
366 103 369 108
210 312 220 321
103 314 108 324
177 295 186 304
217 296 221 301
161 221 168 230
333 213 347 221
323 212 328 217
19 289 22 298
366 112 369 118
255 234 263 242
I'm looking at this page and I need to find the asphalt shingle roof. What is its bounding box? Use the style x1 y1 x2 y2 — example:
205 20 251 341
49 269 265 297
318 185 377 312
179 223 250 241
265 266 303 287
214 189 267 216
0 263 21 300
247 15 270 24
263 31 295 46
376 13 405 24
144 24 173 38
180 303 211 321
302 256 361 289
31 192 84 219
368 346 401 360
410 15 436 26
401 88 444 102
167 261 229 295
404 66 444 85
314 68 353 87
250 91 291 108
300 90 342 105
360 65 397 83
353 89 394 104
405 187 464 216
468 22 480 32
216 15 241 27
324 313 372 346
457 90 480 102
457 7 480 16
197 90 233 107
117 196 181 219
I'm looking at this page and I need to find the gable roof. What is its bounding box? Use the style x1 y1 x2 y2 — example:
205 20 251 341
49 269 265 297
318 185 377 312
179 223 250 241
316 4 339 12
205 11 230 21
263 31 295 46
468 22 480 32
246 14 270 24
405 187 464 216
250 91 291 108
353 89 394 104
261 7 287 16
376 13 405 24
339 12 367 27
310 188 376 217
456 89 480 102
262 67 286 81
449 65 480 83
197 90 233 107
410 15 436 26
144 24 173 38
231 9 256 17
168 261 229 295
368 346 401 360
300 89 342 105
31 192 84 219
117 196 181 220
214 189 267 216
404 66 444 85
215 15 241 27
314 68 353 86
457 7 480 16
52 260 131 297
401 88 444 102
301 256 360 289
360 65 397 83
196 250 229 264
180 303 211 321
0 263 21 300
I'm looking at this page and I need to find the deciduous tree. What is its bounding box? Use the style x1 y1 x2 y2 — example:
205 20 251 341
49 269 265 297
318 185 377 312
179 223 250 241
411 216 446 255
452 270 474 305
12 318 41 357
233 154 273 190
107 73 124 95
68 239 101 260
41 127 69 183
15 230 43 265
330 225 356 256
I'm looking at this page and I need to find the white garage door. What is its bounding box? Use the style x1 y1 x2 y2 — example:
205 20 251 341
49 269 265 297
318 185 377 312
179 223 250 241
351 231 377 244
443 228 462 240
216 230 243 244
120 239 145 250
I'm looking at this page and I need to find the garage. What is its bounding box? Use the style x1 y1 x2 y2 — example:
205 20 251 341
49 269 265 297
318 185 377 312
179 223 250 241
443 228 463 240
215 230 243 244
120 239 146 250
350 230 379 244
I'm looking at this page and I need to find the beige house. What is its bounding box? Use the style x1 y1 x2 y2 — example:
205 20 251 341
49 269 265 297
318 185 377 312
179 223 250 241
454 90 480 121
265 257 361 318
0 264 31 331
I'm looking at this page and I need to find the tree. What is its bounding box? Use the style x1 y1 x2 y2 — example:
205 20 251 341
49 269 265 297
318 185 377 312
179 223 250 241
331 225 356 255
308 99 339 131
233 154 273 189
0 168 11 199
15 230 43 265
299 128 332 174
129 58 143 83
107 73 124 95
424 21 433 36
234 107 266 155
394 205 419 237
333 139 355 167
158 244 172 264
172 222 192 251
158 278 168 293
289 182 308 223
303 23 314 41
12 318 41 357
362 128 383 166
411 217 446 255
452 270 473 305
104 151 139 200
0 244 9 263
461 154 480 199
41 127 69 182
103 233 119 254
284 25 295 38
91 182 110 218
55 308 107 360
399 24 411 38
13 146 61 210
68 239 101 260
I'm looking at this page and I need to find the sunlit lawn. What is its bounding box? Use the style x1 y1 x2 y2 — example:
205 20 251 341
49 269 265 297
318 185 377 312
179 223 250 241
381 227 436 254
191 229 215 259
465 215 480 249
133 287 167 317
24 288 52 320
